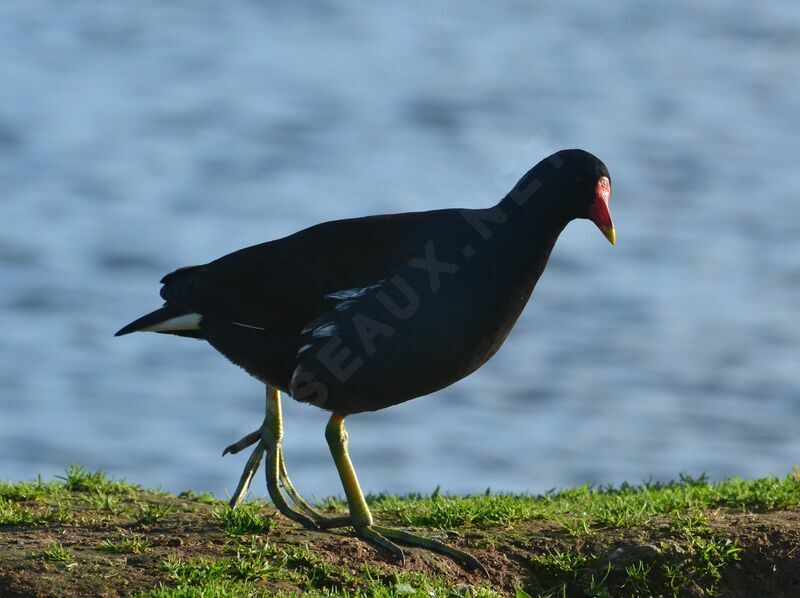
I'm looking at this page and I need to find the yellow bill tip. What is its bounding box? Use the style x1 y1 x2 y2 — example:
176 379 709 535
601 226 616 245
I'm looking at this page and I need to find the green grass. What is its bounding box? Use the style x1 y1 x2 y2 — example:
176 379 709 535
1 467 798 597
0 500 72 526
2 467 131 505
0 466 175 528
40 541 72 563
213 502 278 536
522 499 746 597
369 473 800 531
530 547 595 574
623 559 653 594
55 464 141 496
144 540 502 597
98 534 152 555
6 467 796 531
178 490 218 505
137 502 175 524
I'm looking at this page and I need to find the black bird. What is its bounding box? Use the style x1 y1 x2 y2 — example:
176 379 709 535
116 149 615 572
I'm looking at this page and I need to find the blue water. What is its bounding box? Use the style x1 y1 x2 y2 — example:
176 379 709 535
2 2 799 501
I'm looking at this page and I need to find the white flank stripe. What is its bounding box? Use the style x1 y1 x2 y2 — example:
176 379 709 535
311 322 338 338
325 280 385 301
141 313 202 332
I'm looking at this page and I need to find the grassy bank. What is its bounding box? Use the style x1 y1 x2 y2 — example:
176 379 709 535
2 466 800 596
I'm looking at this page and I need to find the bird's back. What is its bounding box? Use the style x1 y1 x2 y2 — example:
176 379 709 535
151 206 546 413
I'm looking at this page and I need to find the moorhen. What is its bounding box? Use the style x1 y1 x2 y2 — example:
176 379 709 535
116 148 615 573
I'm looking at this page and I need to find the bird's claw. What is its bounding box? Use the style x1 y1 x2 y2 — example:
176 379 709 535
222 429 261 457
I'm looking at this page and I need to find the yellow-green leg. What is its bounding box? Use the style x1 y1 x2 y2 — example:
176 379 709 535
223 386 349 528
260 390 323 529
325 413 488 575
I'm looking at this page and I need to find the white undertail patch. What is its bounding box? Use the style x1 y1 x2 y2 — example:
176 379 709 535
141 313 202 332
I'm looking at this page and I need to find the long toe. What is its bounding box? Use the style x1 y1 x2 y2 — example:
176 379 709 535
274 503 320 530
278 451 327 519
277 479 351 528
278 452 353 528
228 442 265 508
265 449 320 531
355 525 405 565
222 429 262 456
372 524 488 576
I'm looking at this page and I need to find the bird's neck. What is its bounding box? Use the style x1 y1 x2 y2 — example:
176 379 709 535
494 189 571 276
451 191 570 365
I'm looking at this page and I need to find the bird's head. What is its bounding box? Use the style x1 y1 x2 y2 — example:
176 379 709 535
554 149 615 245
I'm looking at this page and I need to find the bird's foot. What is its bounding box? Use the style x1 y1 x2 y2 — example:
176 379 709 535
225 429 319 530
223 427 350 530
355 523 488 575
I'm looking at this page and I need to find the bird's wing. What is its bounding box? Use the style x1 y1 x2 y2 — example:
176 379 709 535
158 212 427 336
287 216 482 411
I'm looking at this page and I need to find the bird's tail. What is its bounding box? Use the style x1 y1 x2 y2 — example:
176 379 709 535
115 304 204 338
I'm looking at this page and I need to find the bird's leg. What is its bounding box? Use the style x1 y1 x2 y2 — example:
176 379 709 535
223 387 349 528
224 386 295 504
324 413 488 574
258 386 323 529
278 450 352 529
